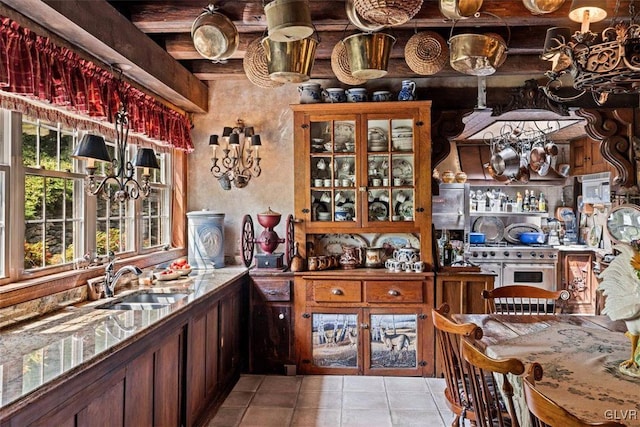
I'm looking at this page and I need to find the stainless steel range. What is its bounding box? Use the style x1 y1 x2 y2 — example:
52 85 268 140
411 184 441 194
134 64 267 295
467 243 559 291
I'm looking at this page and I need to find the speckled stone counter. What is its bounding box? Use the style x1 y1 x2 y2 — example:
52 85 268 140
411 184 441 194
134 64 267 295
0 267 247 414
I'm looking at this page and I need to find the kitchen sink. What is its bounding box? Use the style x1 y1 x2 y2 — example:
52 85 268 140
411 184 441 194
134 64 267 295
97 291 191 310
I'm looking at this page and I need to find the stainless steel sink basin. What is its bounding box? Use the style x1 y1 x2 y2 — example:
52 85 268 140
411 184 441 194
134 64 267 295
98 292 190 310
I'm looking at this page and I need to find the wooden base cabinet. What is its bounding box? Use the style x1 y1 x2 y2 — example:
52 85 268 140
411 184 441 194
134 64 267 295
294 273 435 377
560 251 598 314
249 270 294 374
435 272 494 315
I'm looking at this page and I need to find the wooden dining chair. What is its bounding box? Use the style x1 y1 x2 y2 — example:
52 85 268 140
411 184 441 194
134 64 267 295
460 337 526 427
522 363 627 427
482 285 571 315
432 303 484 427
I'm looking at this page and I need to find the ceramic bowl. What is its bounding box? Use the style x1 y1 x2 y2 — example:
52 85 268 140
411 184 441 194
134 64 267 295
155 269 182 281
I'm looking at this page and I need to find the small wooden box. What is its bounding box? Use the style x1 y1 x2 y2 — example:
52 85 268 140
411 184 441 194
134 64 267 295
255 253 284 269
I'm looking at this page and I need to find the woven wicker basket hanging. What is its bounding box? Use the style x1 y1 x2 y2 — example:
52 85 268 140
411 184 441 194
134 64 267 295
331 41 367 86
354 0 424 26
405 31 449 75
243 38 284 88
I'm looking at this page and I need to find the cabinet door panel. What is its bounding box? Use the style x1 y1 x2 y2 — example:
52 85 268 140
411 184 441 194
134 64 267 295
79 379 125 427
311 312 359 369
154 330 183 427
368 313 418 370
251 303 293 373
125 350 154 427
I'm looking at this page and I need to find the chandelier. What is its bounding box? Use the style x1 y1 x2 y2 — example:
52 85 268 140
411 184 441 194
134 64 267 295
209 119 262 190
71 81 160 203
541 0 640 104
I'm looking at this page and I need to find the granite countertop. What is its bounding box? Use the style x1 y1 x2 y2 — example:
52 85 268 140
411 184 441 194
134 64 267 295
0 267 247 412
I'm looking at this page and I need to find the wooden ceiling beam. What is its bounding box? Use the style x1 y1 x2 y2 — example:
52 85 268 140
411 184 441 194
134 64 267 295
1 0 208 113
188 54 550 80
125 0 631 33
166 26 547 61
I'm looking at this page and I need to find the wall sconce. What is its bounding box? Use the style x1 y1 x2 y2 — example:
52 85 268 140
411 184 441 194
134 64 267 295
209 118 262 190
72 98 160 202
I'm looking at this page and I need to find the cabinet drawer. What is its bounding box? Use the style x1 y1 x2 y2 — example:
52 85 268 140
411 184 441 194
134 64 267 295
253 279 291 301
312 281 362 302
364 281 423 303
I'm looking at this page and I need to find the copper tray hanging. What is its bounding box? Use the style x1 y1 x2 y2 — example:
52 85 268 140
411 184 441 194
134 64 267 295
191 5 239 60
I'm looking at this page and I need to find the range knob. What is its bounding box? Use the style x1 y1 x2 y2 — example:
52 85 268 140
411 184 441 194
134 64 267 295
489 251 496 257
516 252 522 258
539 253 545 258
530 252 537 258
472 252 478 258
482 252 488 258
503 251 510 257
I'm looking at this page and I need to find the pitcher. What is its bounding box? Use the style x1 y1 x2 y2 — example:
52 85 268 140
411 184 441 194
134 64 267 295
298 82 322 104
364 247 385 268
398 80 416 101
340 245 363 269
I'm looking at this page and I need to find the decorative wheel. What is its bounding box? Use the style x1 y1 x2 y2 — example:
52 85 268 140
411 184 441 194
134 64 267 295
285 214 295 267
241 214 255 268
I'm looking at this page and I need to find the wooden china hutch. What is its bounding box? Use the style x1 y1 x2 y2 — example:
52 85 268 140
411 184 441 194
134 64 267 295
290 101 436 376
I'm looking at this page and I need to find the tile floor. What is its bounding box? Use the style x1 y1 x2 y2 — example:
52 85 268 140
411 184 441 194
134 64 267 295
205 375 457 427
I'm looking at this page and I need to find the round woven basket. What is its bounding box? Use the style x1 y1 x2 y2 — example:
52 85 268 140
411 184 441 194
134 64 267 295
243 37 284 88
331 41 367 86
354 0 423 26
405 31 448 75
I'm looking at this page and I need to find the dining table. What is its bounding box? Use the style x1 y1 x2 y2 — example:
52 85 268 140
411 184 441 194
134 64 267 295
452 313 640 427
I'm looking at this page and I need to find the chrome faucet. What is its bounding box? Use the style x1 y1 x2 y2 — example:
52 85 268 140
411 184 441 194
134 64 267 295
104 257 142 297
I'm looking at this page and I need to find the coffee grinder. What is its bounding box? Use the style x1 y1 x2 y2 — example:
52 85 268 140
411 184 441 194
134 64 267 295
241 207 294 269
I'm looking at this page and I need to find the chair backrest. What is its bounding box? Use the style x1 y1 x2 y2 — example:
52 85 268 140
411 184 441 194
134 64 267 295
460 337 525 427
522 363 627 427
432 303 483 425
482 285 571 314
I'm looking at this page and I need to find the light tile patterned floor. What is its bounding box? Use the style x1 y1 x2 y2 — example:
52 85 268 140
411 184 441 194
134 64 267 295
205 375 457 427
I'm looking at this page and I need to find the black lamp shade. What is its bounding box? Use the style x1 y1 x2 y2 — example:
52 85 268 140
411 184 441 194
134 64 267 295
222 127 233 137
134 148 160 169
251 135 262 146
72 134 111 163
542 27 572 59
209 134 219 145
244 126 255 137
229 133 240 145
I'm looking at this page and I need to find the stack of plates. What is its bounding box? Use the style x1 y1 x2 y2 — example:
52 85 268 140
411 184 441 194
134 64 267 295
392 126 413 151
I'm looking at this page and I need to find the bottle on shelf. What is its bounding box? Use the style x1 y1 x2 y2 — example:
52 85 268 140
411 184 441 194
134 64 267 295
516 192 523 212
523 190 530 212
529 191 537 212
538 193 546 212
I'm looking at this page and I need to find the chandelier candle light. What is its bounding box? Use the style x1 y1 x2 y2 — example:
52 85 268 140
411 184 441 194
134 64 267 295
71 83 160 203
209 119 262 190
541 0 640 104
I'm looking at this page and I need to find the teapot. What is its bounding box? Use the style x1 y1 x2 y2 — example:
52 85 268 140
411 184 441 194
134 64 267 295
340 245 363 269
393 244 419 263
364 247 385 268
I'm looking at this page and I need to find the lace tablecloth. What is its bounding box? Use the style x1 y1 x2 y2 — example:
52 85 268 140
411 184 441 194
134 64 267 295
486 321 640 426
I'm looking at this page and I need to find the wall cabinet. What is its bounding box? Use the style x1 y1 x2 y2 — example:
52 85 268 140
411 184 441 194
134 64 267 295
291 101 433 269
249 270 294 374
294 273 435 376
3 276 246 427
570 135 616 176
560 251 598 314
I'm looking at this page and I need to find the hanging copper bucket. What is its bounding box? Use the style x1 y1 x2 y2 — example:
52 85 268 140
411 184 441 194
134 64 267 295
262 36 318 83
343 32 396 80
264 0 314 42
439 0 483 20
191 5 239 60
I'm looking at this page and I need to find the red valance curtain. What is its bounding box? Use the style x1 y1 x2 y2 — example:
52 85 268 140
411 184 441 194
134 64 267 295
0 17 193 152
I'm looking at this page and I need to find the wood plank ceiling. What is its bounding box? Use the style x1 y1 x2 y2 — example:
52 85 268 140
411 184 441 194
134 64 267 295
0 0 634 113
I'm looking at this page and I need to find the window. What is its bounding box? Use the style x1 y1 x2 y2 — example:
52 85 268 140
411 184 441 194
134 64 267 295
0 109 173 282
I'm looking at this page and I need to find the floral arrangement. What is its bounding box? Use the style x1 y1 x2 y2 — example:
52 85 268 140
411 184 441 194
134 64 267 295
630 239 640 280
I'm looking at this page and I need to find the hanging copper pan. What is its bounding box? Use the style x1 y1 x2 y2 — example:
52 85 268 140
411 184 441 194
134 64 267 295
439 0 483 20
191 5 239 60
521 0 565 14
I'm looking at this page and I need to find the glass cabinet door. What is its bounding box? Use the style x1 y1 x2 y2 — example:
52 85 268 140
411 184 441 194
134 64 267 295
366 118 415 224
309 119 357 224
368 313 418 371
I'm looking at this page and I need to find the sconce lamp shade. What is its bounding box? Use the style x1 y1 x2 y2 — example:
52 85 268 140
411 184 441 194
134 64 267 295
568 0 607 23
229 133 240 145
72 134 111 163
222 127 233 137
209 134 219 146
542 27 572 59
244 126 255 137
251 135 262 146
134 148 160 169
